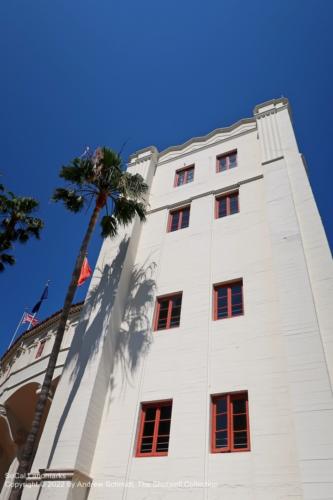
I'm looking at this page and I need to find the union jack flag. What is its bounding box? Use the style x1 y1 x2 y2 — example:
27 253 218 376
22 313 38 327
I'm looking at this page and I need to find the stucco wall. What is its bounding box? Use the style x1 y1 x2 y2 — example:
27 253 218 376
19 99 333 500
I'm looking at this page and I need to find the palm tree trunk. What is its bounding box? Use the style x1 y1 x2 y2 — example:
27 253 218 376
9 203 101 500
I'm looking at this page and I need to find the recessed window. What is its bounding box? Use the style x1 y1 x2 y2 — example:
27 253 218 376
154 293 182 330
167 206 190 232
213 280 243 320
216 151 237 173
35 340 46 359
215 191 239 218
174 165 194 187
211 392 250 453
136 401 173 457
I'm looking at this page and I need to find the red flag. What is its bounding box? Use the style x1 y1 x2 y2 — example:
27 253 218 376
78 257 92 286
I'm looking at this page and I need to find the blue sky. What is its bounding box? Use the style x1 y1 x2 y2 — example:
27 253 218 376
0 0 332 356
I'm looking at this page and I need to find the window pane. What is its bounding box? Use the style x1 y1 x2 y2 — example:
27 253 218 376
217 295 228 308
187 168 194 182
169 312 181 327
160 405 172 419
216 397 227 413
170 211 180 231
215 431 228 449
218 198 227 218
172 295 182 307
140 436 153 453
145 407 156 420
219 157 227 171
233 431 247 448
231 284 243 316
229 153 237 168
216 414 227 431
156 435 170 452
231 304 243 316
177 171 185 185
181 208 190 228
157 300 168 329
170 295 182 327
158 420 171 435
232 399 246 414
143 421 155 436
217 308 228 319
233 414 247 431
229 194 239 214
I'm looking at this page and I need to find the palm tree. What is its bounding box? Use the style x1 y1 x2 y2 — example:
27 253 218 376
0 184 43 271
10 147 148 499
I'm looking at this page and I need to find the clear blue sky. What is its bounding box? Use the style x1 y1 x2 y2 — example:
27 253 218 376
0 0 332 356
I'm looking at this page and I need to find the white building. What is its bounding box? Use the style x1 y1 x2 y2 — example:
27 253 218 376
1 98 333 500
0 304 83 495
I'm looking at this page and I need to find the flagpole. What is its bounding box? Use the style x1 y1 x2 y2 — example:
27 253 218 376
8 311 26 349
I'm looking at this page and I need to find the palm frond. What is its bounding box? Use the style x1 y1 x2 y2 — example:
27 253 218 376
117 172 148 199
100 215 118 237
0 252 15 272
113 197 146 226
52 188 85 212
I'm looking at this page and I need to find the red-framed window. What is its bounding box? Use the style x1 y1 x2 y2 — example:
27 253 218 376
154 293 182 330
213 280 243 320
211 392 250 453
215 191 239 218
35 340 46 359
216 150 237 173
167 206 190 232
136 400 172 457
174 165 194 187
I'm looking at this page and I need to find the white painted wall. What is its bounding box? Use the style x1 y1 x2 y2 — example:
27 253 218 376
17 99 333 500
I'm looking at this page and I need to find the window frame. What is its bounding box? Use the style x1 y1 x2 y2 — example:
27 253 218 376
153 292 183 331
213 279 244 320
167 205 190 232
136 400 173 457
215 190 239 219
35 339 46 359
174 165 195 187
211 391 250 453
216 150 238 173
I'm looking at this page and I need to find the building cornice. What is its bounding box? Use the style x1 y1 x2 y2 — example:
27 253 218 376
0 302 83 366
157 119 256 166
128 98 291 169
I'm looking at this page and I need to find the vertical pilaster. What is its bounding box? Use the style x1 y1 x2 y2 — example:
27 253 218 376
255 99 333 500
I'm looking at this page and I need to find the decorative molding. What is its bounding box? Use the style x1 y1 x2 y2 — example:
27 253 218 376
262 155 284 165
255 109 283 164
147 174 264 214
128 146 158 166
253 97 289 116
128 99 290 170
158 120 256 165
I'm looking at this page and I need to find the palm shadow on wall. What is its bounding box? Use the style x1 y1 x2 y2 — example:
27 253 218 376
45 236 156 470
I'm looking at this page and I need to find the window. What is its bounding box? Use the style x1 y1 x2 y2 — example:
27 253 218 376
154 293 182 330
136 400 172 457
215 191 239 218
167 206 190 232
211 392 250 453
216 150 237 172
35 340 46 359
174 165 194 186
213 280 243 319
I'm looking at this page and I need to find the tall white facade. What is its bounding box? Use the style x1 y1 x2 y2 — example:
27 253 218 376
2 98 333 500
